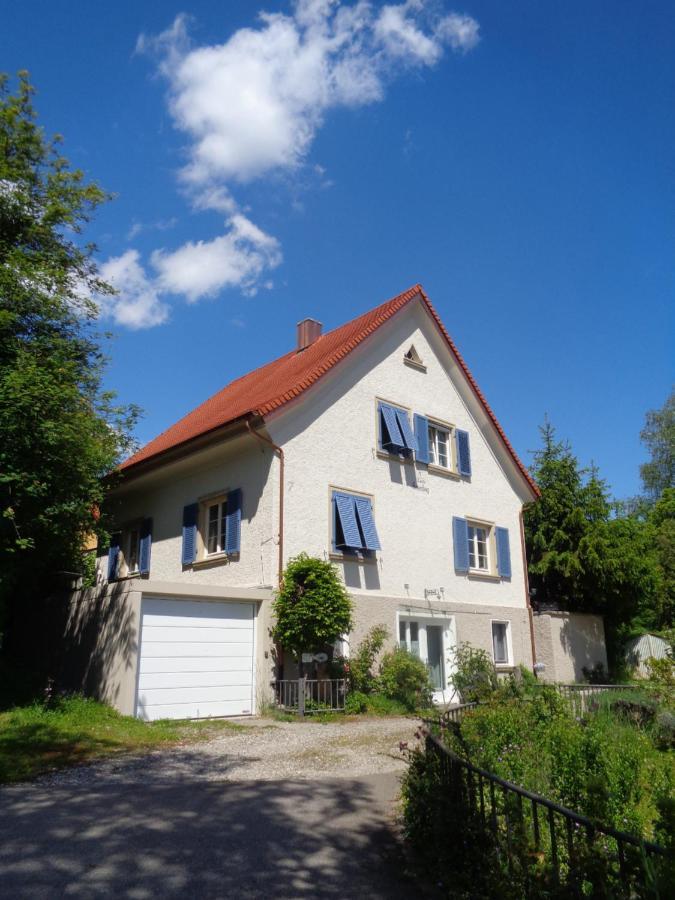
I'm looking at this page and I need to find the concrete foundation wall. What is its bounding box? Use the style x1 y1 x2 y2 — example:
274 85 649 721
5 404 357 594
533 611 607 683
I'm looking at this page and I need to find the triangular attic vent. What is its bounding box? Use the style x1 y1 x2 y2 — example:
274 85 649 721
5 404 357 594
404 344 425 369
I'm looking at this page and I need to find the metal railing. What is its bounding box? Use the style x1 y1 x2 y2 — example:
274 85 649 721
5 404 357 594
551 683 629 716
272 677 347 715
422 729 666 892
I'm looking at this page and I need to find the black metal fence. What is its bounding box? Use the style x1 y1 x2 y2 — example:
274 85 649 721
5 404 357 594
422 729 667 894
272 677 346 715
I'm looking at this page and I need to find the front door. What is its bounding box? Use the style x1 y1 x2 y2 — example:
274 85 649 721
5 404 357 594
398 616 455 703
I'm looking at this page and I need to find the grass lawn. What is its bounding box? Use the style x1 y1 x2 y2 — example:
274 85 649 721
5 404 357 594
0 695 242 785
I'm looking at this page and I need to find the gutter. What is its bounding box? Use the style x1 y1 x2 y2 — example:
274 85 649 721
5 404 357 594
519 509 538 671
246 421 284 588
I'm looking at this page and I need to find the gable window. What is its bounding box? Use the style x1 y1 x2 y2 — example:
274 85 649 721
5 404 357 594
428 422 451 469
107 519 152 581
492 621 511 665
468 524 489 571
403 344 426 371
332 489 381 555
378 401 418 456
181 489 242 566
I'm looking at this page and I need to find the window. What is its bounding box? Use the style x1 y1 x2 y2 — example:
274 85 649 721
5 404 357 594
403 344 426 370
398 620 420 657
332 490 381 555
468 524 489 571
492 622 510 665
378 401 418 456
206 499 229 556
107 518 152 581
181 490 242 566
453 517 512 578
428 422 451 469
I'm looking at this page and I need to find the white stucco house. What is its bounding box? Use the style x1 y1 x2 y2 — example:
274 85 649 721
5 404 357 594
68 284 543 720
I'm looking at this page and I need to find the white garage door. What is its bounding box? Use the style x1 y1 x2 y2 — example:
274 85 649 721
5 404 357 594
136 597 255 721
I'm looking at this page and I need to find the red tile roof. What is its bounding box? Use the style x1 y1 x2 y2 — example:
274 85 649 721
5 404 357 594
121 285 539 497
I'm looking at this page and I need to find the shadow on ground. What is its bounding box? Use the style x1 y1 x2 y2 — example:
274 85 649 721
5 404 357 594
0 771 412 899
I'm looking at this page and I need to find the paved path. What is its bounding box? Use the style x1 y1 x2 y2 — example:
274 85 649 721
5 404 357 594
0 717 423 899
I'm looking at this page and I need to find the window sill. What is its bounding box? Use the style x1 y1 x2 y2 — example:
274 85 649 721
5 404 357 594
427 463 460 480
191 552 239 570
467 570 501 582
329 552 377 565
403 358 427 373
376 449 414 465
113 572 143 582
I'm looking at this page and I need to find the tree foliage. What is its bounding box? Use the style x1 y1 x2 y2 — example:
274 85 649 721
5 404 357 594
523 420 672 667
272 554 353 669
640 388 674 501
0 73 137 641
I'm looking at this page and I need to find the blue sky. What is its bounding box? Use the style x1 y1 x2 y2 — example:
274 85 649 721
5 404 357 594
3 1 673 499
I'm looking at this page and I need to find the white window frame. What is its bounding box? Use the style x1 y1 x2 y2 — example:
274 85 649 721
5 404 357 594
396 611 457 702
428 421 452 470
491 620 512 667
468 522 490 573
196 493 231 561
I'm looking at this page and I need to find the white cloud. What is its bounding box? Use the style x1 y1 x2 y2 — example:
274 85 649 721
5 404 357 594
140 1 480 186
99 215 281 328
152 214 281 301
99 250 170 329
107 2 479 328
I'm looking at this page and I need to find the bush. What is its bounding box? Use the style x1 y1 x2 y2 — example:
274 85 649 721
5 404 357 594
450 642 498 703
654 711 675 750
344 691 369 714
647 655 675 686
379 647 432 710
347 625 389 693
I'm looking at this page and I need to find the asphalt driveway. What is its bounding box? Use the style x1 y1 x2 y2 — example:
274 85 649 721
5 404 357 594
0 717 422 899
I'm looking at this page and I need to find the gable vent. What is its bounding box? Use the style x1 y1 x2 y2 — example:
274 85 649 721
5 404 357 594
404 344 426 370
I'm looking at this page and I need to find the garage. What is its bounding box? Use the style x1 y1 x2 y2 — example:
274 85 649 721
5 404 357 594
136 597 256 721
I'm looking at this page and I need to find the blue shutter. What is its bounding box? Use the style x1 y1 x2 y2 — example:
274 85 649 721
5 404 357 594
139 518 152 576
333 492 363 549
452 517 469 573
456 429 472 476
181 503 199 565
354 496 381 551
496 527 511 578
225 489 242 554
395 408 418 452
379 403 405 451
414 414 430 463
107 533 121 581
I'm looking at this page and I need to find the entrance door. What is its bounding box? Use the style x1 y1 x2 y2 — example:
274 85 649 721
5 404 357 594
398 616 455 703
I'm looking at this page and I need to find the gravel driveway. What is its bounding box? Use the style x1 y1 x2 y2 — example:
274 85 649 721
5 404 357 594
0 716 424 899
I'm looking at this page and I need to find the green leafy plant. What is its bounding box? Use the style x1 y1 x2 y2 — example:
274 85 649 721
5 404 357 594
647 655 675 686
450 642 498 703
378 647 432 711
347 625 389 693
272 554 353 672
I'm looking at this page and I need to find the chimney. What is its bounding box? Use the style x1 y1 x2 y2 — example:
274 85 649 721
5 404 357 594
296 317 322 351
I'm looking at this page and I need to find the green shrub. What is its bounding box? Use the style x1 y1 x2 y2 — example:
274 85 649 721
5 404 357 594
378 647 432 710
347 625 389 693
450 642 498 703
654 711 675 750
344 691 369 714
647 655 675 686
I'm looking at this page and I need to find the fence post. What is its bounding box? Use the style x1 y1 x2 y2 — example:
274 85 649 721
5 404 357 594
298 675 306 717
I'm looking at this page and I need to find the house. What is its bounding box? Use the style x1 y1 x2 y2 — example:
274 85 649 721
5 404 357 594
68 284 541 720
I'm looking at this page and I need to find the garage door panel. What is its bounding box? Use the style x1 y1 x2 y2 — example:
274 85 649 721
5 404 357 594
139 671 252 690
137 700 251 720
137 597 255 721
138 684 252 705
141 599 253 626
139 655 252 675
141 625 255 643
140 639 253 658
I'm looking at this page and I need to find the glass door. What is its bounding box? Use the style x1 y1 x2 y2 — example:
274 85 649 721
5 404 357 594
426 625 444 690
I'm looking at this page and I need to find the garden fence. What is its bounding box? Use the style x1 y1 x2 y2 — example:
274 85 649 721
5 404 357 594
421 726 667 895
272 677 346 715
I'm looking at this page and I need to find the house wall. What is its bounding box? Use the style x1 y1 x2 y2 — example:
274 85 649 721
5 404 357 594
100 433 277 590
533 612 608 683
267 302 533 663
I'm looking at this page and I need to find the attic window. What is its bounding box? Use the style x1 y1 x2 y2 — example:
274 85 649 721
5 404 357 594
404 344 426 371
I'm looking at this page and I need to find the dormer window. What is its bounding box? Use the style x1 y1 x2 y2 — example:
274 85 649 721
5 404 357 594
403 344 426 371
